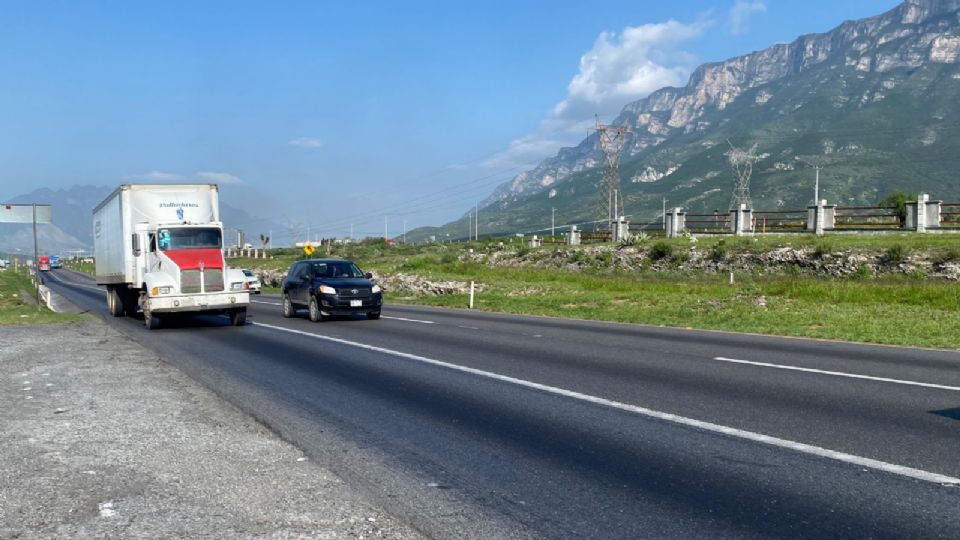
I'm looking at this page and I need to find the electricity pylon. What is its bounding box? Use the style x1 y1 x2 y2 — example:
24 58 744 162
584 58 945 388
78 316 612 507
595 116 630 230
727 141 760 210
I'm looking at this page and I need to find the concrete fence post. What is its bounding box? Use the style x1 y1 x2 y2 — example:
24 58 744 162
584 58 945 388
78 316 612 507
905 194 940 232
614 216 630 242
567 226 581 246
529 235 541 248
731 204 753 236
666 208 686 238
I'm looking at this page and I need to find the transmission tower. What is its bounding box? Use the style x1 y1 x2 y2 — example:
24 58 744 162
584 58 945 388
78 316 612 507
594 116 631 230
726 141 760 210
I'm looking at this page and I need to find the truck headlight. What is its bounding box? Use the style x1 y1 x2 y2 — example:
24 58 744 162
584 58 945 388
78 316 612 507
318 285 337 295
230 282 245 291
151 286 172 296
371 285 381 294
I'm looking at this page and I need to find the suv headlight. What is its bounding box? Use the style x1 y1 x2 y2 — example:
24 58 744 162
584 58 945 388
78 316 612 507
371 285 381 293
318 285 337 295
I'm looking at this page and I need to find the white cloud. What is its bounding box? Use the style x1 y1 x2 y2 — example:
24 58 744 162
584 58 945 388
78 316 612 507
197 171 243 184
729 0 766 35
123 170 185 182
484 17 711 169
289 137 325 148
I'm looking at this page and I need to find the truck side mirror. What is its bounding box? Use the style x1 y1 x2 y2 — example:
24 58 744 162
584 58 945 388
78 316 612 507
131 234 141 257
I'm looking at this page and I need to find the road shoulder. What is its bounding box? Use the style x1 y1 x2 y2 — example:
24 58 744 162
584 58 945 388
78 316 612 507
0 320 424 539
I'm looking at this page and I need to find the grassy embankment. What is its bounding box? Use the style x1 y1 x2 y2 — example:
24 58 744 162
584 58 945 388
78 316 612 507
0 268 87 325
225 233 960 349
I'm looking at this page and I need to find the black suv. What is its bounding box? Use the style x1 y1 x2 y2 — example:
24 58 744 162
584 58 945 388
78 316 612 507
281 258 382 321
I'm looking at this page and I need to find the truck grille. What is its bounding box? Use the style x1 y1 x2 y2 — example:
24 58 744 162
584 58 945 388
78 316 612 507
205 269 224 292
181 270 201 294
180 269 224 293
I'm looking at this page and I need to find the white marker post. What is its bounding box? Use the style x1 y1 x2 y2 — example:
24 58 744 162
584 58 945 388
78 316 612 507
469 281 475 309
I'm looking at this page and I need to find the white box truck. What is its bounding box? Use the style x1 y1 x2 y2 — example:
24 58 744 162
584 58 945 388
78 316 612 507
93 184 250 329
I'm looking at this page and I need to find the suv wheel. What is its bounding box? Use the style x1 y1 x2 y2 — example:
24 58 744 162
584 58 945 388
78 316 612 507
308 296 324 322
282 293 295 318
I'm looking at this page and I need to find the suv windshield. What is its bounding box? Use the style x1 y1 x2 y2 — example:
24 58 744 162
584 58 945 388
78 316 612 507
158 227 222 251
309 261 364 278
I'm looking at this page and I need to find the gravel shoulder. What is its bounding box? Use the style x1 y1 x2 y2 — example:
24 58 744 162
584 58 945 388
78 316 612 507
0 320 425 539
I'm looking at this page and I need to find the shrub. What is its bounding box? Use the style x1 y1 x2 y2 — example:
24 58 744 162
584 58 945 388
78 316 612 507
933 248 960 266
650 241 673 261
617 232 648 248
885 244 906 265
813 242 831 260
878 192 916 227
853 263 873 280
516 246 530 258
711 240 728 262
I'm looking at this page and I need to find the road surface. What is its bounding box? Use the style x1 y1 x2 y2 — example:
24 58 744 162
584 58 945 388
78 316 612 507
44 268 960 539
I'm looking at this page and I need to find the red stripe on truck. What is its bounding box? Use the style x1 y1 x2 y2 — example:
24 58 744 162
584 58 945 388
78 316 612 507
162 249 224 270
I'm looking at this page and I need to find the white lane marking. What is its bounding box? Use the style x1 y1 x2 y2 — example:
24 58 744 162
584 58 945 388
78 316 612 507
251 300 281 305
457 325 480 330
714 357 960 392
251 321 960 486
381 316 434 324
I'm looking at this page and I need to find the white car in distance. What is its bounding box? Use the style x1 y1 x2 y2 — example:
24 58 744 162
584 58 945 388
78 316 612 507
242 269 261 294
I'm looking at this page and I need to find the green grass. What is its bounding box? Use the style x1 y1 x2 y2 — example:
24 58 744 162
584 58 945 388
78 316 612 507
210 235 960 349
0 269 88 325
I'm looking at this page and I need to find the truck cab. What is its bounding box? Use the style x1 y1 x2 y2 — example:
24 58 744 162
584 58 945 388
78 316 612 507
131 222 249 329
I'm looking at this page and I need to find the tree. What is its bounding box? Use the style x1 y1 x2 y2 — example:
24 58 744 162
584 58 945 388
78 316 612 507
878 192 916 227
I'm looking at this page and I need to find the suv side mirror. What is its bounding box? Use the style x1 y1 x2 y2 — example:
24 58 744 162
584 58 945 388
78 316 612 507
364 272 373 279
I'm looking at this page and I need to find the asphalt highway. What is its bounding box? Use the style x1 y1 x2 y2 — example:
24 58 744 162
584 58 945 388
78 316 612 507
43 268 960 539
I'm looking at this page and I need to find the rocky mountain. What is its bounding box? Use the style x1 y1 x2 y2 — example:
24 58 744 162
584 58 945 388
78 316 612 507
0 185 284 255
417 0 960 241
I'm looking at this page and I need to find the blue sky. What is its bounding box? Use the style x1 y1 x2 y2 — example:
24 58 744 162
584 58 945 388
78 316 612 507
0 0 899 241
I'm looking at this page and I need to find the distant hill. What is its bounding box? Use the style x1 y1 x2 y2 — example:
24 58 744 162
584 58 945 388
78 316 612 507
411 0 960 241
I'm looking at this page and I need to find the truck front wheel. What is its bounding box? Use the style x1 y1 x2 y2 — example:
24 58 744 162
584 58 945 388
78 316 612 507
144 309 161 330
229 308 247 326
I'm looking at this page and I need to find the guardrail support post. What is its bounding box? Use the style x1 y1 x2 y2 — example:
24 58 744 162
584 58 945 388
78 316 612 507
666 208 686 238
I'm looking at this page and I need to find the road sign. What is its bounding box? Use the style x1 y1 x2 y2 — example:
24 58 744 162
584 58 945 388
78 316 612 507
303 243 315 256
0 204 51 224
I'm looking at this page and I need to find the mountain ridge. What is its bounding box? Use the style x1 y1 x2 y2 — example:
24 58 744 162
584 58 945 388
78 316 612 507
412 0 960 241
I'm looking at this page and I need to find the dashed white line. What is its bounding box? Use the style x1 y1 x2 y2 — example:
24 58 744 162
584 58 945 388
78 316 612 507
381 316 434 324
251 300 281 305
251 320 960 486
714 356 960 392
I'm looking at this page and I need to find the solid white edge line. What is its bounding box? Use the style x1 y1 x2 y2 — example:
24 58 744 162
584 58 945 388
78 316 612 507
714 356 960 392
251 321 960 486
251 300 280 305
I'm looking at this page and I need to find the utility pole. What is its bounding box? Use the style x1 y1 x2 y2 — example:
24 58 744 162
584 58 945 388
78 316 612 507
475 203 479 241
33 204 39 310
594 116 630 232
551 207 556 237
403 219 407 244
795 156 825 205
662 197 667 231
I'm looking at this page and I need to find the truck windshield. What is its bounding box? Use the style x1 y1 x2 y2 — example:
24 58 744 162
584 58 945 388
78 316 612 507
158 227 222 251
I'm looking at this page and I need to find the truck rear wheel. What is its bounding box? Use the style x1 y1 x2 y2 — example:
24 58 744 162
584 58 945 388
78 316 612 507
106 286 124 317
229 308 247 326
